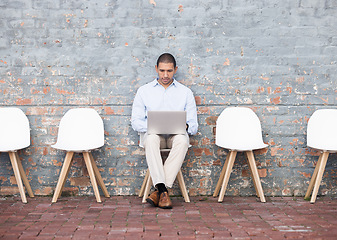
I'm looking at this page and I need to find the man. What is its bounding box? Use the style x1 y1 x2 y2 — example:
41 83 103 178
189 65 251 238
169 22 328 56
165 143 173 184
131 53 198 209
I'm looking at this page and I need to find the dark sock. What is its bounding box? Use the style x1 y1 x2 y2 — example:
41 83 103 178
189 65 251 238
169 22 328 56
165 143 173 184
156 183 168 194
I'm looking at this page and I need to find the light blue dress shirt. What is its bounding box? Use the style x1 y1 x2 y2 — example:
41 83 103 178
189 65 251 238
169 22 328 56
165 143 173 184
131 79 198 135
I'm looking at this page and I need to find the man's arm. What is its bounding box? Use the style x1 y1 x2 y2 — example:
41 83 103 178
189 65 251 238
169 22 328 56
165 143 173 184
131 89 147 133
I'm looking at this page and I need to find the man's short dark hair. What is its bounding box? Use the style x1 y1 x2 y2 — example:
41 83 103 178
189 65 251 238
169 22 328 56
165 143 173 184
157 53 176 68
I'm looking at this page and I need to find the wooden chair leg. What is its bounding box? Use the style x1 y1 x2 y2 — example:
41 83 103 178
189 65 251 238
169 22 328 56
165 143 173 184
52 152 74 203
213 152 230 197
218 150 237 202
245 151 260 198
142 174 153 203
246 150 266 203
83 152 101 203
176 169 190 203
89 152 110 198
139 169 150 197
15 152 34 198
310 151 329 203
304 152 323 200
58 159 72 199
8 152 27 203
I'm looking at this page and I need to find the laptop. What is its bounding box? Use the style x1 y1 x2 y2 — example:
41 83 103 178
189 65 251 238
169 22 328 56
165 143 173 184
147 111 186 135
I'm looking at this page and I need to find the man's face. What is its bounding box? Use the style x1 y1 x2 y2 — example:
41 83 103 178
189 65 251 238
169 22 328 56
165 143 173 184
155 62 178 88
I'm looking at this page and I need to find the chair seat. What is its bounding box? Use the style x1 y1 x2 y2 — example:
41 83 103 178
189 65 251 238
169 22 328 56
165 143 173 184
51 143 102 152
0 145 30 152
219 143 268 152
307 145 337 153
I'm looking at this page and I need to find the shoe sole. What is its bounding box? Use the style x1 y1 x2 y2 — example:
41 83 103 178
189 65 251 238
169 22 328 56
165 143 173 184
158 205 172 209
146 198 157 207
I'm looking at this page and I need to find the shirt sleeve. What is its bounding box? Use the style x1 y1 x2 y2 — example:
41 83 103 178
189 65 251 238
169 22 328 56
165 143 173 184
131 88 147 133
185 89 198 135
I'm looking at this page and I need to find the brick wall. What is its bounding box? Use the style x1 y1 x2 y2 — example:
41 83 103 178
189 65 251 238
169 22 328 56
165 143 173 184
1 0 336 198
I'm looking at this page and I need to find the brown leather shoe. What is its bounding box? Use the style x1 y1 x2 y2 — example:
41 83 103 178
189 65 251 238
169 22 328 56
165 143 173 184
158 192 172 209
146 190 159 207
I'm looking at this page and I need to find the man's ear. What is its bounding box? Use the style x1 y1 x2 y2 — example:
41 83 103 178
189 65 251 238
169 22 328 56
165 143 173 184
174 66 178 74
155 65 158 73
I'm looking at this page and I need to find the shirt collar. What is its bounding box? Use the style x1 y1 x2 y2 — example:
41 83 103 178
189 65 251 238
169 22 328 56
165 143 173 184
152 78 177 87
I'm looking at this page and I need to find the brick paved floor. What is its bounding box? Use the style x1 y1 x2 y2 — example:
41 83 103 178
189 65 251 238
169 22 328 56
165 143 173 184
0 195 336 239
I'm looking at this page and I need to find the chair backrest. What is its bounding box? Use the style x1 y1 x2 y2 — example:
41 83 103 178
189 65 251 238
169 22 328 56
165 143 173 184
307 109 337 151
0 107 30 152
52 108 104 151
215 107 267 151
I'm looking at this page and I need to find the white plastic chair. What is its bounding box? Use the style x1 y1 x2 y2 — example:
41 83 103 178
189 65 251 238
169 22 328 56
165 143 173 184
213 107 267 202
0 107 34 203
51 108 110 203
305 109 337 203
137 133 190 203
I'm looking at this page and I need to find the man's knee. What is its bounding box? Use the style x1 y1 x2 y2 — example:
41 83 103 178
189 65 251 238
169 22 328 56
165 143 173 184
172 134 189 148
144 134 161 147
